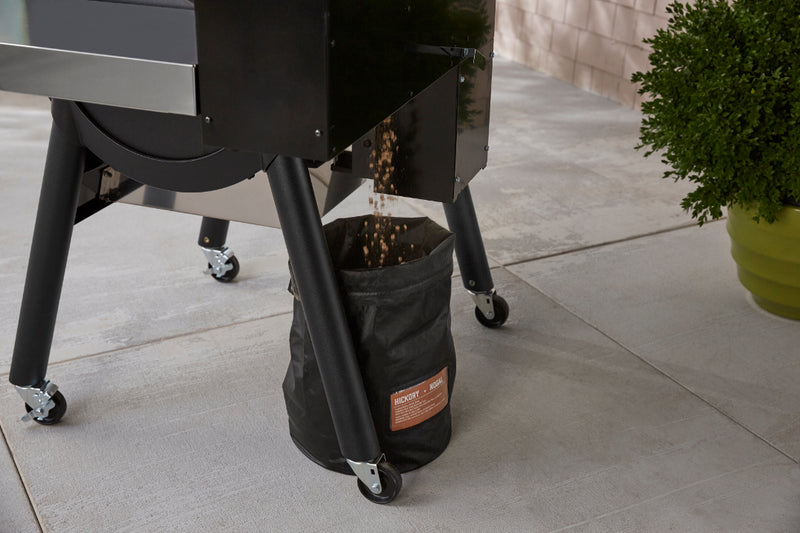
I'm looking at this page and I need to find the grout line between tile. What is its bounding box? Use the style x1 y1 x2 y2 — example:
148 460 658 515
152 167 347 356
0 422 44 533
546 458 780 532
0 262 500 379
7 310 295 373
503 268 800 465
500 219 723 268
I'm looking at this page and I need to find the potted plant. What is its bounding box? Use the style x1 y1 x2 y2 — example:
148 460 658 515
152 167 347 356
633 0 800 319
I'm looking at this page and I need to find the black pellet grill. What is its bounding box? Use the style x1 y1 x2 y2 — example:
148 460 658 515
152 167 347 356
0 0 507 503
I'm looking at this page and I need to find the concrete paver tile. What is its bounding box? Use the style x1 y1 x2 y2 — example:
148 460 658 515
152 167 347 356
511 222 800 461
1 271 797 531
0 433 39 533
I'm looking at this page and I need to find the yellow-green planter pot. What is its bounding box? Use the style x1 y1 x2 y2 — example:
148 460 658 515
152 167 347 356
727 204 800 320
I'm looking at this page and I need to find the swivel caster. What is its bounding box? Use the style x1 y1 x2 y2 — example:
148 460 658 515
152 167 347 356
17 381 67 425
201 246 239 283
472 290 509 328
348 458 402 504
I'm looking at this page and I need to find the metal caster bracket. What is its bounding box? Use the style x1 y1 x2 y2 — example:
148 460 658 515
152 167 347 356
201 246 235 277
470 288 496 320
17 381 59 422
347 456 384 495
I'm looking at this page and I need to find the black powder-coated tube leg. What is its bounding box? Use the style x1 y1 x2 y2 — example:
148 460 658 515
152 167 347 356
266 155 381 463
198 217 230 248
9 101 86 387
142 187 177 210
443 186 495 293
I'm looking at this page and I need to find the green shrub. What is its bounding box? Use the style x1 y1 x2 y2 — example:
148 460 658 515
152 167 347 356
633 0 800 224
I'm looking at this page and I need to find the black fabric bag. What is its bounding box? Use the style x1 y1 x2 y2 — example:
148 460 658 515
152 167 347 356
283 215 457 474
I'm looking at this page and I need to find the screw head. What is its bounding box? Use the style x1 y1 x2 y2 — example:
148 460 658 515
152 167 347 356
203 236 210 244
459 75 466 83
204 116 212 124
314 129 322 137
469 280 476 287
484 145 490 151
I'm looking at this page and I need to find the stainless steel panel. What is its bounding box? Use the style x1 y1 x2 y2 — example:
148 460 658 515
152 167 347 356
0 0 197 115
0 43 197 115
119 169 364 228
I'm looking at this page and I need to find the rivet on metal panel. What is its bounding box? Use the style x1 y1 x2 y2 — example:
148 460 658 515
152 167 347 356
459 75 465 83
314 129 322 137
204 116 212 124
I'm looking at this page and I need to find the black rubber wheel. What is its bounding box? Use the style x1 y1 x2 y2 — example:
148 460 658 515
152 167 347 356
210 256 239 283
357 462 402 504
475 293 509 328
24 391 67 426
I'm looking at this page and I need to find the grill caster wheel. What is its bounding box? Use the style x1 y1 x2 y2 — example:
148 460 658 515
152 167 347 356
209 256 239 283
357 462 402 504
475 293 509 328
24 391 67 426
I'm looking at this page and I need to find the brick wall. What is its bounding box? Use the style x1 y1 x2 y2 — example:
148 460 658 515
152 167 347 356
494 0 678 108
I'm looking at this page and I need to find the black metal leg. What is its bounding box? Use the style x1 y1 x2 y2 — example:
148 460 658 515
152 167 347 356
198 216 230 248
443 186 509 328
142 187 177 210
10 100 85 388
266 155 381 463
443 186 494 292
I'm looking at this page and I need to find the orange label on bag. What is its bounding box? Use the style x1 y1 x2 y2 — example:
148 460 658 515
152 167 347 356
390 368 449 431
